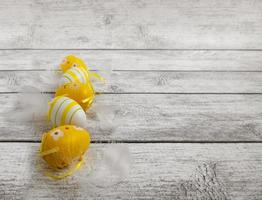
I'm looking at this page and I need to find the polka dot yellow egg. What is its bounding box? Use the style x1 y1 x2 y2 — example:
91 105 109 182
40 125 91 170
60 55 88 73
55 82 95 111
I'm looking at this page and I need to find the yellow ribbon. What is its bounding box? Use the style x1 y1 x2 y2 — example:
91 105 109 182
44 159 84 180
88 71 105 82
40 147 59 157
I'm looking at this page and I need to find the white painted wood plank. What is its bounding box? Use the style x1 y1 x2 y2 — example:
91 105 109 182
1 70 262 93
1 94 262 141
0 143 261 199
1 0 262 49
1 50 262 71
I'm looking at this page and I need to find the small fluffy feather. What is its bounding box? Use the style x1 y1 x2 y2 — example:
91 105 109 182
85 94 125 134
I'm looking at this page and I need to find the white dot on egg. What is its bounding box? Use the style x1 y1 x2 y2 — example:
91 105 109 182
50 129 64 141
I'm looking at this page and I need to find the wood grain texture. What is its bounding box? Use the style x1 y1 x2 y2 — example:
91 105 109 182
1 0 262 49
0 143 261 200
1 50 262 71
1 70 262 93
1 93 262 141
1 0 262 198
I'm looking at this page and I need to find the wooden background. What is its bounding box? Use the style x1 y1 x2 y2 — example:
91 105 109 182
0 0 262 199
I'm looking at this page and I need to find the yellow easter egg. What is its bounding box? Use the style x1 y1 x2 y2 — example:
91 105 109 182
40 125 91 169
48 96 86 127
55 82 95 111
60 55 88 73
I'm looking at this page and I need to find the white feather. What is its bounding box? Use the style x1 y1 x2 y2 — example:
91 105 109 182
17 71 60 94
78 144 131 187
85 94 125 135
89 65 112 92
4 86 51 123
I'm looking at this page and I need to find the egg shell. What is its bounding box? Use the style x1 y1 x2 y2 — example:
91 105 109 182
40 125 91 169
60 66 91 86
48 96 86 127
60 55 88 73
55 82 95 111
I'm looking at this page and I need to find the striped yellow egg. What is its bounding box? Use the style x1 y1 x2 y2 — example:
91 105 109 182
60 66 92 86
48 96 86 127
40 125 91 169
